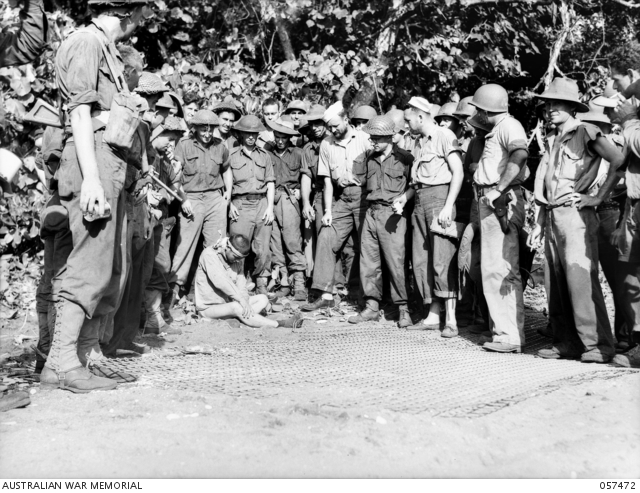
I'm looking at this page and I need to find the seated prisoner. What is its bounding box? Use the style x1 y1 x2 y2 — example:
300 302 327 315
194 234 301 328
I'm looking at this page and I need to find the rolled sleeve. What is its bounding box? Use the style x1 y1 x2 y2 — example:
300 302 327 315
60 33 102 113
264 154 275 183
501 122 529 156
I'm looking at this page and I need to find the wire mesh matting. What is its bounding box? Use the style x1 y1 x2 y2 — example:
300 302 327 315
103 312 637 417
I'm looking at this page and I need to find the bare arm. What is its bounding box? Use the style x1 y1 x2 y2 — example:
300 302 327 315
69 104 105 215
497 149 528 191
222 167 233 202
322 177 333 226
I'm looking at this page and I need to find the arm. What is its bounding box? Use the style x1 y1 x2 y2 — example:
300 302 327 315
222 167 233 202
322 177 333 226
571 135 626 209
483 149 528 208
0 0 48 68
69 104 105 215
301 174 314 221
263 182 275 225
439 151 463 227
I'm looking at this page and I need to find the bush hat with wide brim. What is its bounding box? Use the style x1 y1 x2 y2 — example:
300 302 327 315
234 115 266 133
578 102 611 125
267 118 300 136
537 78 589 113
283 100 307 114
212 101 242 119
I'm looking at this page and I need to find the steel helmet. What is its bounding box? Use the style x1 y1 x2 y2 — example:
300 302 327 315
434 102 461 123
470 84 509 113
352 105 378 122
363 115 396 136
385 109 406 133
453 96 475 118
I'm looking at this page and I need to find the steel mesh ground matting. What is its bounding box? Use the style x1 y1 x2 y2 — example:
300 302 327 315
103 311 637 417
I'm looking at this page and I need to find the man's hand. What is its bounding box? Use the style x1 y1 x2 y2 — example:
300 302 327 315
303 202 315 222
481 189 501 209
322 210 332 227
392 194 407 215
438 205 453 228
80 177 106 215
181 198 194 218
263 206 275 225
229 202 239 222
527 224 544 250
568 193 602 210
610 227 624 248
239 298 254 319
615 97 639 122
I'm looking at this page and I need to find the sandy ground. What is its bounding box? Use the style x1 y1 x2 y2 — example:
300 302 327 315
1 286 639 479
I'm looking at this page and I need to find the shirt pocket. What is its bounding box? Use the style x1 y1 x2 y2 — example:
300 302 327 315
558 145 585 180
230 159 252 184
383 165 406 194
352 158 367 181
182 154 199 178
254 159 267 183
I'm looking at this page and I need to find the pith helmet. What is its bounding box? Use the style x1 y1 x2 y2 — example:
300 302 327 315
190 110 219 126
453 96 475 117
537 77 589 113
385 109 406 133
135 72 169 95
283 100 307 114
434 102 462 123
234 115 266 133
470 84 509 113
352 105 377 122
363 115 396 136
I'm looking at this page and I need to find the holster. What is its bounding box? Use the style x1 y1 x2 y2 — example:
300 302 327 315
493 191 513 234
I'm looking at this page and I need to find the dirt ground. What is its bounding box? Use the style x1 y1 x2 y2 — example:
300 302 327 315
1 287 639 479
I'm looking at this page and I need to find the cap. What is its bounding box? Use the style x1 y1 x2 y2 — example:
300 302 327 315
352 105 377 122
267 118 300 136
407 97 433 114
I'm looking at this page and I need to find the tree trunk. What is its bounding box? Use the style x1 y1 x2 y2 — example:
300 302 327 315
274 16 296 61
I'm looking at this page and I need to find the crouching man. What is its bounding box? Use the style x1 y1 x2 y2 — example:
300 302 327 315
194 234 301 328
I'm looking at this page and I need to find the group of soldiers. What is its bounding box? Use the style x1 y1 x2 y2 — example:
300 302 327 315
1 0 639 398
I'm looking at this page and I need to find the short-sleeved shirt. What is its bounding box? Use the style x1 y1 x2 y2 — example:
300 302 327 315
474 114 530 186
270 146 304 190
401 133 422 158
195 245 248 310
213 128 239 150
365 146 413 205
300 138 325 190
228 146 275 195
317 127 372 187
534 118 603 206
621 119 640 200
55 19 123 117
410 126 461 186
174 137 229 192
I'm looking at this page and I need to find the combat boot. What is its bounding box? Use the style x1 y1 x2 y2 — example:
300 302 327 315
292 272 307 301
397 305 412 329
40 365 117 393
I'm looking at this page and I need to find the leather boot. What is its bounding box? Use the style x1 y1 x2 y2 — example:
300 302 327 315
144 289 165 332
397 305 412 328
348 307 380 324
45 299 86 373
35 311 51 374
40 365 117 393
292 272 307 301
77 316 104 368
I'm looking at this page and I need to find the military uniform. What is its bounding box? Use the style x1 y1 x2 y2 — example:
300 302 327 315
360 145 413 308
169 135 230 289
228 145 275 279
269 146 307 279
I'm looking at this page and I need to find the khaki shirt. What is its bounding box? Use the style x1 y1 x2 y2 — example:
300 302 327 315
55 19 123 116
229 146 275 196
195 245 248 310
317 127 371 187
474 114 529 186
175 137 229 192
213 128 239 150
400 133 422 158
300 139 323 190
534 118 603 206
410 126 461 186
270 146 303 191
365 146 413 205
621 119 640 200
